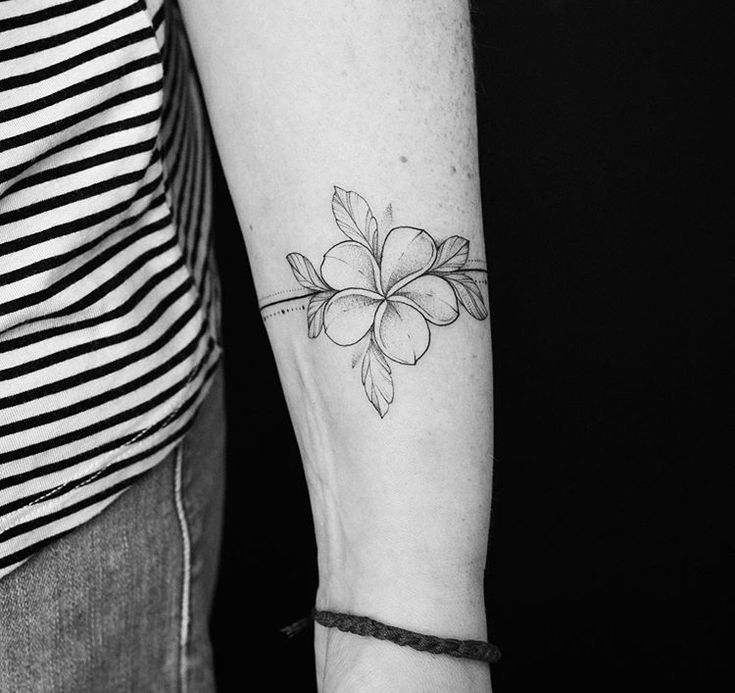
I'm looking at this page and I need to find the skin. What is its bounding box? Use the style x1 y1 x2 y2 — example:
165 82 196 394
177 2 494 690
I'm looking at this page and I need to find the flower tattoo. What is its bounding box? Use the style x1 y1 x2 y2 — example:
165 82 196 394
286 187 488 417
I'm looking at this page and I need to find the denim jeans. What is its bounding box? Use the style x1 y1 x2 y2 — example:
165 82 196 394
0 363 226 693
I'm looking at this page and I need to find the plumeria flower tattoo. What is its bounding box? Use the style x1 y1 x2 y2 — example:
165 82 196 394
287 187 488 417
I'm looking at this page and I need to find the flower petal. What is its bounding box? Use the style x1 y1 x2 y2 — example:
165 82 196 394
323 290 383 346
320 241 380 292
374 300 430 365
380 226 437 295
392 274 459 325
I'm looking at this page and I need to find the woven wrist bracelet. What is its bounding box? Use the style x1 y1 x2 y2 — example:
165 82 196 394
281 608 501 664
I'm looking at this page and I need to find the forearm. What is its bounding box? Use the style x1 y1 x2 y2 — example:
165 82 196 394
179 1 493 689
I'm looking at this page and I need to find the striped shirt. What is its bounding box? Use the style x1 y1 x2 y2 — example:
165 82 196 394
0 0 223 579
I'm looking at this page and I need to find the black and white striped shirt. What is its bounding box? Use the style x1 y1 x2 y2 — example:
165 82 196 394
0 0 222 579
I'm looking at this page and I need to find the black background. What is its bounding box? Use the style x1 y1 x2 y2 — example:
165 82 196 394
208 2 722 691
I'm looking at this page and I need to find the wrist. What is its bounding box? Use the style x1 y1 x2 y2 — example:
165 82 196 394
315 575 488 643
315 627 493 693
313 504 488 640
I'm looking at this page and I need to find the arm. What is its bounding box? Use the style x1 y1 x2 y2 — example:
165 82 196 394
178 1 494 690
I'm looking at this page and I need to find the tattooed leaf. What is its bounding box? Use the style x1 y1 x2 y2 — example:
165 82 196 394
361 338 394 417
307 291 334 338
287 253 329 291
332 187 378 251
445 272 488 320
431 236 470 273
351 332 372 368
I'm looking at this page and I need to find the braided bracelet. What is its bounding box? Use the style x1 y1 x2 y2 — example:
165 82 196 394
281 608 501 664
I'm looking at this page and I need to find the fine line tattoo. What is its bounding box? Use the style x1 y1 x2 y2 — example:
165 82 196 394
286 187 488 417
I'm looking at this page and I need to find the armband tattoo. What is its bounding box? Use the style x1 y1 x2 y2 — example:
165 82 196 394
284 187 488 417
